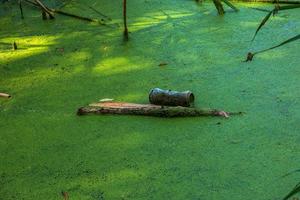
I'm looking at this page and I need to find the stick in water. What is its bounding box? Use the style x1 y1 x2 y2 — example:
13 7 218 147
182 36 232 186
244 34 300 62
282 182 300 200
123 0 129 41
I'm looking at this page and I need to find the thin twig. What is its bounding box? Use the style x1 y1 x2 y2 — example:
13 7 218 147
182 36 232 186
282 182 300 200
244 34 300 62
281 169 300 178
87 5 111 20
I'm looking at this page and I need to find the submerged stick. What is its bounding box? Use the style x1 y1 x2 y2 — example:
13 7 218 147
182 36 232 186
213 0 225 14
245 34 300 61
77 102 243 118
276 3 300 10
255 34 300 54
52 9 107 25
282 182 300 200
252 10 272 41
52 9 94 22
281 169 300 178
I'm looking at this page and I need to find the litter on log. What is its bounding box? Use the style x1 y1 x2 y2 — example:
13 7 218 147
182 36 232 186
77 102 243 118
149 88 194 107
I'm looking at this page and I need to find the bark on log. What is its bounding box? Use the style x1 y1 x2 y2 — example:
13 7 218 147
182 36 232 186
77 102 243 118
0 93 11 98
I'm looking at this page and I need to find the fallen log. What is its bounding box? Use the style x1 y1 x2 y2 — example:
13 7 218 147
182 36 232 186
0 93 11 98
77 102 243 118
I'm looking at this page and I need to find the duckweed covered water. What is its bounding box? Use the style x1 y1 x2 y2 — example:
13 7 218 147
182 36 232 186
0 0 300 199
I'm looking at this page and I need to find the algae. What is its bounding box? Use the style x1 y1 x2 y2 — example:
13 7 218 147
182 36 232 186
0 0 300 199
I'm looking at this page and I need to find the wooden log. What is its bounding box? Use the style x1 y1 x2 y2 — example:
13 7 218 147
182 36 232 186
77 102 243 118
0 93 11 98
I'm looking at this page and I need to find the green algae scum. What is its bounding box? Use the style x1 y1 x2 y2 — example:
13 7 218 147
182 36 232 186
1 0 300 199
